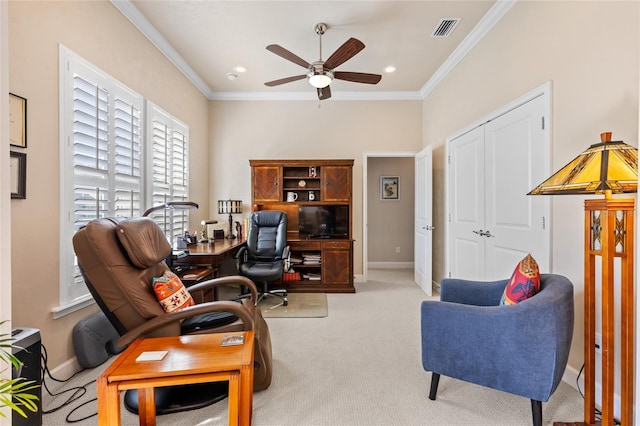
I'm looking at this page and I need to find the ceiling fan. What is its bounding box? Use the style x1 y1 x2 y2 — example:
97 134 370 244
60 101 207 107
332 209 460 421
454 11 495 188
264 23 382 100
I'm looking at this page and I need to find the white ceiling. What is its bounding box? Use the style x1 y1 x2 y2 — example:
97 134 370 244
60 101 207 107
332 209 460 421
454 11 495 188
114 1 511 100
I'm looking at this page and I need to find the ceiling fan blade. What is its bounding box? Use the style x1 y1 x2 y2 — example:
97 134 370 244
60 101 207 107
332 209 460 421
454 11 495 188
264 75 307 87
266 44 310 69
324 38 365 70
317 86 331 100
334 71 382 85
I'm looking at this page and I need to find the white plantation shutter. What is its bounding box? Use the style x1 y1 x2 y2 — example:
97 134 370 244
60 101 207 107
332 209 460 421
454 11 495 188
146 101 190 245
58 48 189 316
59 47 144 314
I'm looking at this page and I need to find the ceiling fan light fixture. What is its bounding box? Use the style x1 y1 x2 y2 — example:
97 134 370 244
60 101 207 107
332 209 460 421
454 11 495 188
308 73 333 88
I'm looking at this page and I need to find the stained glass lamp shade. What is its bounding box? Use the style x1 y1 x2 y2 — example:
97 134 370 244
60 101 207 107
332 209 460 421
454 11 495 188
528 132 637 196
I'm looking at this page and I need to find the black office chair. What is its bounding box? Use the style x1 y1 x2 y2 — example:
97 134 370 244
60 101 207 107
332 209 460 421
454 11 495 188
237 211 289 306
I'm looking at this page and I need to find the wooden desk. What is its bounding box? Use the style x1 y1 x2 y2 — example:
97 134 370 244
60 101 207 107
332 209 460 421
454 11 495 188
97 331 255 426
176 238 246 274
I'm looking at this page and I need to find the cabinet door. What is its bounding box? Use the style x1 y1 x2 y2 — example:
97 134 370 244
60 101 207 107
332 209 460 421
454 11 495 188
253 166 280 203
322 166 351 202
322 243 352 285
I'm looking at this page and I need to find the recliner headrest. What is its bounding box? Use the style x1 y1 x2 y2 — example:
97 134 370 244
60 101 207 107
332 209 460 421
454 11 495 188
116 217 172 269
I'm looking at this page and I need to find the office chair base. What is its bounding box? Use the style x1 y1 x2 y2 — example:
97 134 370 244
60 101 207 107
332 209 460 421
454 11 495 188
257 290 288 307
124 382 229 415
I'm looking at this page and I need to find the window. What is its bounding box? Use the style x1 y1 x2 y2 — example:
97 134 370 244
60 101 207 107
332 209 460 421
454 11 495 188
145 102 190 245
57 47 190 317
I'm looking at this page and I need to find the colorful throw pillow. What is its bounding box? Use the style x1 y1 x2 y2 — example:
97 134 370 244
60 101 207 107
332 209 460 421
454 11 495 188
500 254 540 305
152 270 195 313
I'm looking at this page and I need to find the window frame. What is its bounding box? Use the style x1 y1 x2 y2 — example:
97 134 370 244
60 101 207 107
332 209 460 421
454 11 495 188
56 46 190 318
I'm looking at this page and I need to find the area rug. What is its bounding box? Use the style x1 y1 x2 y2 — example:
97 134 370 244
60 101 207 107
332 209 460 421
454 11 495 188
258 292 328 318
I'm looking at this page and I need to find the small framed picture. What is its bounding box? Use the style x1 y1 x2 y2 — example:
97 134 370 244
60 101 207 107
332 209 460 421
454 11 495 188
9 93 27 148
380 176 399 200
10 151 26 199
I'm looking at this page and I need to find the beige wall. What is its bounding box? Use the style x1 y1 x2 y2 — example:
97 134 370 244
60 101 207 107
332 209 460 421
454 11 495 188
208 100 423 274
367 157 415 263
8 1 210 368
422 1 638 374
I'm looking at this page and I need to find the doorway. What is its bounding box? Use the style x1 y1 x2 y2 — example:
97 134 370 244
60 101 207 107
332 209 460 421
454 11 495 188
362 152 416 283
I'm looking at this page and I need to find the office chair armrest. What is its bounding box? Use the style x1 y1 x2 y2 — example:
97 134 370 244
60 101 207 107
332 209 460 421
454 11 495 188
235 246 248 263
188 275 258 303
116 300 255 348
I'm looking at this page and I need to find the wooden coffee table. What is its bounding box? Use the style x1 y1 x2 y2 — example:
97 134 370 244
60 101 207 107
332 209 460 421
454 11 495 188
97 331 255 426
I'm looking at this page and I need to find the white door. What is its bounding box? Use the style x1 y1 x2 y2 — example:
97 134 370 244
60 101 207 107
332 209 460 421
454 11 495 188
484 95 549 279
448 95 549 280
415 145 433 296
448 126 485 280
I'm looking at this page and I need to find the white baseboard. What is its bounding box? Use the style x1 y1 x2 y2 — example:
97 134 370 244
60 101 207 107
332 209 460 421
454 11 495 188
49 356 82 380
368 262 414 269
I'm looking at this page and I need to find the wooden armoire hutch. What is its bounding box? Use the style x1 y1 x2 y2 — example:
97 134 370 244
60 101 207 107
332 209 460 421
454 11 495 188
249 159 355 293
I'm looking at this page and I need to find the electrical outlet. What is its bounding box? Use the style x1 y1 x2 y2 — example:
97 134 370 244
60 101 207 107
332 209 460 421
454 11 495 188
595 332 602 355
395 246 401 254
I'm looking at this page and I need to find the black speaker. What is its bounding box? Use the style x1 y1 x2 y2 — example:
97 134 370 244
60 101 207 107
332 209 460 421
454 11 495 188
11 328 42 426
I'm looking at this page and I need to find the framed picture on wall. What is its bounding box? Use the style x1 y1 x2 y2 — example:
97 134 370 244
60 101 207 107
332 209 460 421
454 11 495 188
10 151 26 199
380 176 399 200
9 93 27 148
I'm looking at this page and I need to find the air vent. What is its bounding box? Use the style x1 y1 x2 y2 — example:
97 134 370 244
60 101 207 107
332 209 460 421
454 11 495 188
431 18 461 38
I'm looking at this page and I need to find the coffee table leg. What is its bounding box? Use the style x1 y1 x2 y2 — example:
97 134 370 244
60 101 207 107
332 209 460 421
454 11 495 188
97 375 120 425
138 387 156 426
227 372 240 426
239 365 254 426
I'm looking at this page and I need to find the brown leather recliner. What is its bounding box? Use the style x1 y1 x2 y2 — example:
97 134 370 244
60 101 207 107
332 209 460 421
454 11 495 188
72 217 273 411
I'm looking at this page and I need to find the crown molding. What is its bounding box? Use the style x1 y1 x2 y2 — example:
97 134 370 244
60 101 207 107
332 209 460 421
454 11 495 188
419 0 516 99
110 0 215 99
112 0 514 102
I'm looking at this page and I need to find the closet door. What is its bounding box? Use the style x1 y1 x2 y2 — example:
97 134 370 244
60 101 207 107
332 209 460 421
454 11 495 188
447 95 550 281
484 95 549 279
448 126 485 280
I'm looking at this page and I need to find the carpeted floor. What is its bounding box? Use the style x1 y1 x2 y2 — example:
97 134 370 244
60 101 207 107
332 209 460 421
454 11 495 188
41 269 584 425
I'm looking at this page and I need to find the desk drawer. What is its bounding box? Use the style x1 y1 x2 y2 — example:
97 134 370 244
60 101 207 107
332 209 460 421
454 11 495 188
322 241 351 249
290 241 322 250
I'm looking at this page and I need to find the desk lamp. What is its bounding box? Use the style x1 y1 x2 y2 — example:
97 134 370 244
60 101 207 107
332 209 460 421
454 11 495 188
199 220 218 243
218 200 242 239
528 132 637 426
142 201 199 247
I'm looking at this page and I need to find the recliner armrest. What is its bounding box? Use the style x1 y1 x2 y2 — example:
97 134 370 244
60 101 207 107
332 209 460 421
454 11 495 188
188 275 258 303
116 300 254 348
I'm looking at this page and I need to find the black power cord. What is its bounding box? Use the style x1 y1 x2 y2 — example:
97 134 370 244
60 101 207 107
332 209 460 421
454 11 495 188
576 363 621 425
40 343 99 422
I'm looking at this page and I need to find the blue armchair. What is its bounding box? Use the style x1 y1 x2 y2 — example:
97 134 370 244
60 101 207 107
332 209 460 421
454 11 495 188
421 274 574 426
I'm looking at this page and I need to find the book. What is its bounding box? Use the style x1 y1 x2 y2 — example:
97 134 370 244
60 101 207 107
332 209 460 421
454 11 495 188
221 335 244 346
136 351 168 362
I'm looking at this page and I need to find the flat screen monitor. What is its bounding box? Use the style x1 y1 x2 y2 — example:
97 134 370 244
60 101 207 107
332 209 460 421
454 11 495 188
298 205 349 238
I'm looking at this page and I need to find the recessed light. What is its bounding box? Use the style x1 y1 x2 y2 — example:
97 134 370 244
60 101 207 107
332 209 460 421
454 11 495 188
227 73 238 80
234 66 247 73
384 66 396 73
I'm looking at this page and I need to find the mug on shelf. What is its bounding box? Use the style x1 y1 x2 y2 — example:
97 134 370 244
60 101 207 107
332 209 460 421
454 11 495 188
308 191 315 201
287 192 298 202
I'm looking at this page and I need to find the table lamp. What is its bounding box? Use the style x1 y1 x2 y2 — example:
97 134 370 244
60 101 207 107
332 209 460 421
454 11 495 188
218 200 243 239
528 132 637 426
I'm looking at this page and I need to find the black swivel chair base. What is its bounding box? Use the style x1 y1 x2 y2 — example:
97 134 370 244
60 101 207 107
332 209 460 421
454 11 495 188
257 288 288 307
124 382 229 415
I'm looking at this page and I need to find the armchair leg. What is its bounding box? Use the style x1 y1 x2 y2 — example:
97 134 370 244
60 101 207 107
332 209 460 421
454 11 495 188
429 373 440 400
531 399 542 426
